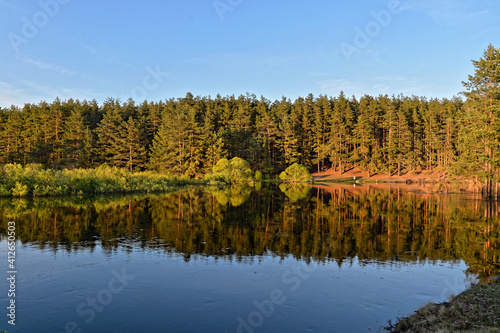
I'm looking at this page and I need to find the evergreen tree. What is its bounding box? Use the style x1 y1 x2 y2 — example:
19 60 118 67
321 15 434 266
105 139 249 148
312 95 329 172
458 44 500 194
112 116 147 171
255 96 278 173
298 95 315 168
275 97 300 167
328 92 354 173
62 104 86 168
0 106 24 164
0 47 497 186
95 99 123 165
353 95 375 173
395 102 412 176
148 103 202 177
204 134 226 174
148 120 172 174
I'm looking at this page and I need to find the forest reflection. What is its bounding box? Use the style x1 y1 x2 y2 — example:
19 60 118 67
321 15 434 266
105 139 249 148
1 184 499 281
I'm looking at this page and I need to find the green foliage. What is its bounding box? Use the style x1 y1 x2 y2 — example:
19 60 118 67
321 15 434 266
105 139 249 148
212 157 230 174
12 182 29 197
111 116 147 171
0 46 498 185
203 173 231 186
0 163 199 197
208 157 253 184
279 163 312 183
454 44 500 190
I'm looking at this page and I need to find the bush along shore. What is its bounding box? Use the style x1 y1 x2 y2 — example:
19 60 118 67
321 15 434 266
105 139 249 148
0 164 203 197
0 160 315 197
386 281 500 332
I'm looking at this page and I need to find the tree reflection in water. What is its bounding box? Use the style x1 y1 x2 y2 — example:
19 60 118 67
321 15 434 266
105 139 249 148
1 183 499 281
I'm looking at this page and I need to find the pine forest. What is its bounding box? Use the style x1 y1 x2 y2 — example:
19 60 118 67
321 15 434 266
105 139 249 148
1 45 499 191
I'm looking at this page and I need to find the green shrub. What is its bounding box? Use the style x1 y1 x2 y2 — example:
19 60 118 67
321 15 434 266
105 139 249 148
210 157 253 184
0 164 191 197
204 173 231 186
279 163 313 183
0 185 11 197
12 182 29 197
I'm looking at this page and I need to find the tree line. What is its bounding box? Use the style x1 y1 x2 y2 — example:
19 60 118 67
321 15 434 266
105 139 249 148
0 45 498 186
0 92 466 176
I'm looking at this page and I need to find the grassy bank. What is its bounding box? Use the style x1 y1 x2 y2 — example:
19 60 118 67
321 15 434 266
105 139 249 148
0 164 203 197
386 283 500 332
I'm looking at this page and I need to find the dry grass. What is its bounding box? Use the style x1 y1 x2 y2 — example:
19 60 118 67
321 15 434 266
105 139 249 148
386 283 500 332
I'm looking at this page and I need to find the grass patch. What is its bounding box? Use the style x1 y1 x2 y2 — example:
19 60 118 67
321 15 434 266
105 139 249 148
386 283 500 332
0 163 203 197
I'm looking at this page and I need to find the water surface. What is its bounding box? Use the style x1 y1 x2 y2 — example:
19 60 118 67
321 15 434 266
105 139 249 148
1 184 499 332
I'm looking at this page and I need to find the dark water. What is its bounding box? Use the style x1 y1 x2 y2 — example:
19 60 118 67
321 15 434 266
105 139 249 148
1 183 499 332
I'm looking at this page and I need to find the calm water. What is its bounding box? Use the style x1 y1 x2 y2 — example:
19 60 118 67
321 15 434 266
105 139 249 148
1 183 499 332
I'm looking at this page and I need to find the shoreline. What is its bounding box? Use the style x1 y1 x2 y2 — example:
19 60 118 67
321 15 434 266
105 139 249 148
313 167 451 183
386 281 500 332
312 168 486 194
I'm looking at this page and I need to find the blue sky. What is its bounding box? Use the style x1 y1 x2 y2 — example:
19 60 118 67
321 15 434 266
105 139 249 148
1 0 499 107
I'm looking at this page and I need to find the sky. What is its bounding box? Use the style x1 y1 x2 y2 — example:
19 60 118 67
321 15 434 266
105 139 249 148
0 0 499 107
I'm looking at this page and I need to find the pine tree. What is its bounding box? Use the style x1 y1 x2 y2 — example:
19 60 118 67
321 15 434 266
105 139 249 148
81 126 94 168
275 97 300 167
0 106 24 164
311 95 329 172
255 96 278 173
0 108 6 164
367 98 384 175
458 44 500 196
148 103 203 177
28 101 55 166
204 134 226 174
145 100 163 145
49 98 66 169
395 101 412 176
353 95 375 172
402 96 424 172
112 116 147 171
328 92 354 173
299 94 316 169
62 104 86 169
148 120 173 173
95 99 123 165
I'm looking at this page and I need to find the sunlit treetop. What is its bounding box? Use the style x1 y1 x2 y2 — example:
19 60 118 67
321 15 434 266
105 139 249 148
462 43 500 100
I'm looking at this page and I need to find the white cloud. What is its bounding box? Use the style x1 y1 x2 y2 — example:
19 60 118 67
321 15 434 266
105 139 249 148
185 51 308 69
22 58 75 75
0 0 23 11
0 80 97 108
400 0 490 25
317 76 426 98
21 57 93 81
0 81 26 107
20 79 95 99
80 42 99 56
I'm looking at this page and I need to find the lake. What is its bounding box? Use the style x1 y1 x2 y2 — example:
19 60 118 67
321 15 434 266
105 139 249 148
1 183 499 332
